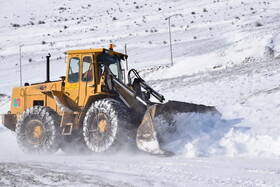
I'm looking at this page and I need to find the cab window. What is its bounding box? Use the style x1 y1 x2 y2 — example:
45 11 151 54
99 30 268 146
82 56 93 82
97 54 122 80
68 57 79 83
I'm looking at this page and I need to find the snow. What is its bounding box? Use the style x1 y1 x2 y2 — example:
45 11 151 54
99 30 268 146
155 112 230 157
1 154 280 186
269 33 280 58
1 0 280 186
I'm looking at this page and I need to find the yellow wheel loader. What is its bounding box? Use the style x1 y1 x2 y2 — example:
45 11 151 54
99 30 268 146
1 44 220 155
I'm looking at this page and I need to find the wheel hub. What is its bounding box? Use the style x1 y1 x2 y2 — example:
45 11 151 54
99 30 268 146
98 120 107 133
91 113 110 140
26 119 45 145
33 126 43 138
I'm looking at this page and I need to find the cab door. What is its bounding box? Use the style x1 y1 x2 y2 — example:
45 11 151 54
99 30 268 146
65 55 81 111
78 54 95 106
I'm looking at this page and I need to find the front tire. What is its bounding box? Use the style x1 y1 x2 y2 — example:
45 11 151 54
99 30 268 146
15 106 61 154
83 98 133 152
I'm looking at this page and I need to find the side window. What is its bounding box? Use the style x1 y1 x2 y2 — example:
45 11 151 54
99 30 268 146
68 57 80 83
82 56 93 82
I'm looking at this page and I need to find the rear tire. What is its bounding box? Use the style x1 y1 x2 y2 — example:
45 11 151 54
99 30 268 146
83 98 134 152
15 106 61 154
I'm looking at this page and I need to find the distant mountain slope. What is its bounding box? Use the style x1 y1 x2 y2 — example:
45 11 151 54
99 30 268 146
1 0 279 95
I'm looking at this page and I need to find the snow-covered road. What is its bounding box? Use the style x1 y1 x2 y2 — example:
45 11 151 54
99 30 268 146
1 154 280 186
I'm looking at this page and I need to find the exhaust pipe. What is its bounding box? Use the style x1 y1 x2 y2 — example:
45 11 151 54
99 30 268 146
46 53 51 82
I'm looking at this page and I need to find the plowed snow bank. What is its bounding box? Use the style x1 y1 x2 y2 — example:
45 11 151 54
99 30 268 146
156 111 280 158
156 113 231 157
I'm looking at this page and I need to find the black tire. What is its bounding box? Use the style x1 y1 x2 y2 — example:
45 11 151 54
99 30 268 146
15 106 61 154
83 98 134 152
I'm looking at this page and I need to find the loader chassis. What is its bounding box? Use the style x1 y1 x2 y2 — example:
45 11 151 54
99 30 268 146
2 45 220 155
2 47 129 152
3 48 125 130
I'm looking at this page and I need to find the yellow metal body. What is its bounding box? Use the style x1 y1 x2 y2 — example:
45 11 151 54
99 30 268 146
3 47 126 132
10 81 62 119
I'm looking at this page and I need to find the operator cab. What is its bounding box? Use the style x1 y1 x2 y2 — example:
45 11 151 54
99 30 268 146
66 45 127 86
65 45 127 109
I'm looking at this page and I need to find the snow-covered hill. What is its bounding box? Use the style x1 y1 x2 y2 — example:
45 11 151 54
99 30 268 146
1 0 280 186
1 0 280 94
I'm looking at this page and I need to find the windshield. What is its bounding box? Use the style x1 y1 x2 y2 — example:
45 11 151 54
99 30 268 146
97 53 123 80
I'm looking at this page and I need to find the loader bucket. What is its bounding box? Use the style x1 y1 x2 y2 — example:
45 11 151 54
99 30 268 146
136 100 221 155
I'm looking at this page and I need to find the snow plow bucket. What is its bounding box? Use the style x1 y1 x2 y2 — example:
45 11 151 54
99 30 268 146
136 100 221 155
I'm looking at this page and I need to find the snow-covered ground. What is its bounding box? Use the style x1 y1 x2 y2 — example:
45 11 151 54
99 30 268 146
2 154 280 186
1 0 280 186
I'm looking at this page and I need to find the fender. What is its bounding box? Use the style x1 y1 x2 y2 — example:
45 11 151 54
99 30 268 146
42 90 74 113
